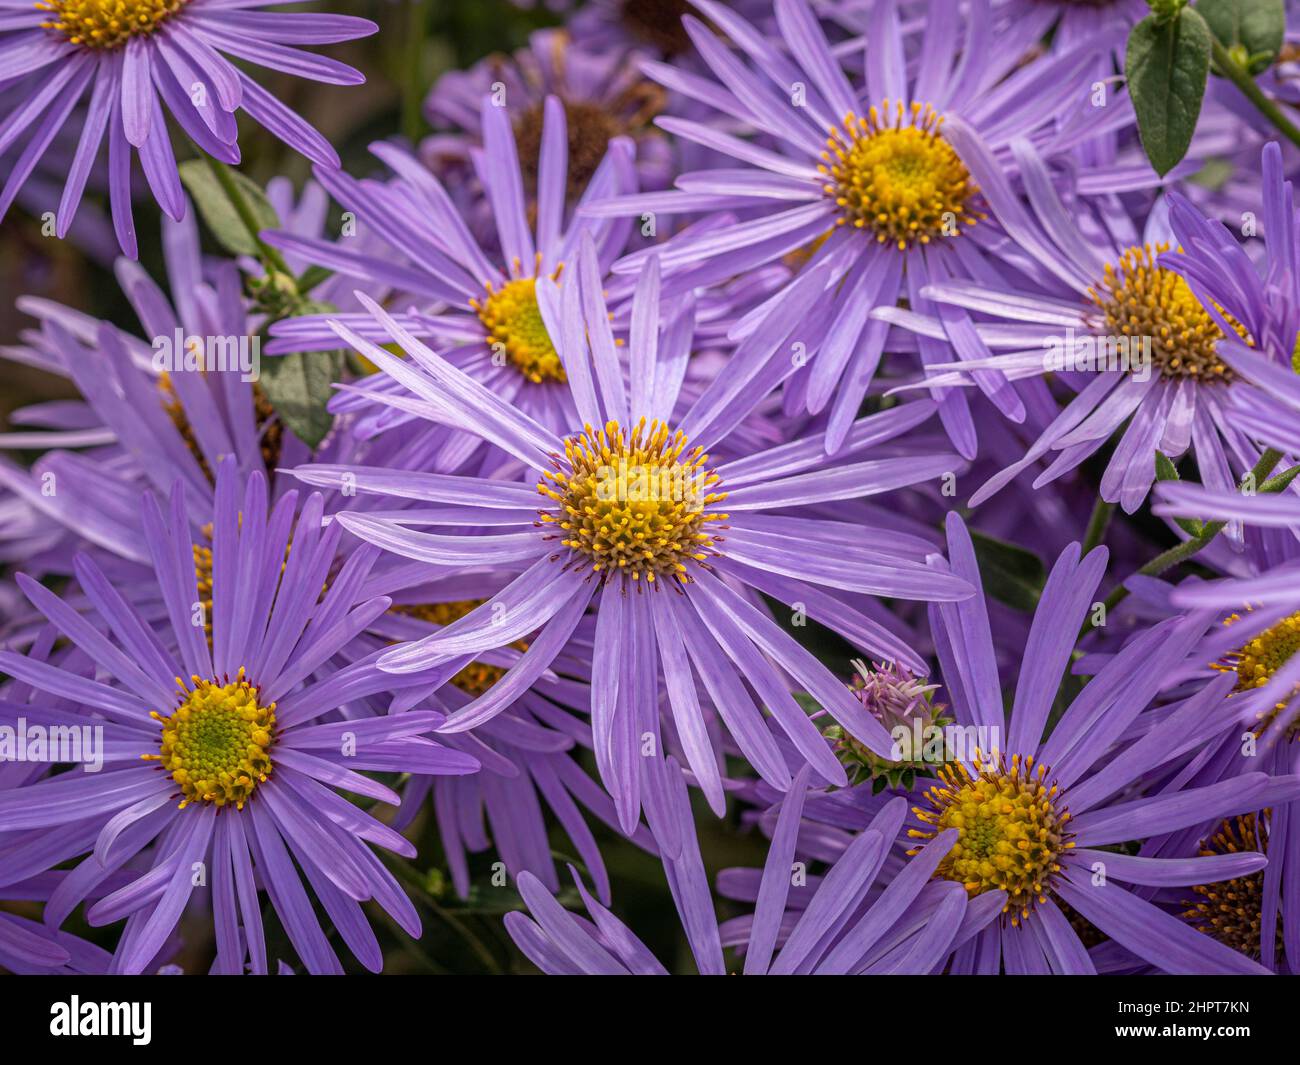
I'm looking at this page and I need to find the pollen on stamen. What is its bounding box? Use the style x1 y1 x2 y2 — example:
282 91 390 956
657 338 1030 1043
471 272 568 384
37 0 187 50
537 417 729 584
908 749 1072 925
143 666 275 809
819 99 983 251
1089 243 1251 382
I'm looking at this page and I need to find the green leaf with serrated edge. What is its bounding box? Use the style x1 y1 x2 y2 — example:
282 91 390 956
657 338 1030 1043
178 160 280 258
1199 0 1284 73
1155 449 1181 481
969 529 1047 613
1126 9 1212 176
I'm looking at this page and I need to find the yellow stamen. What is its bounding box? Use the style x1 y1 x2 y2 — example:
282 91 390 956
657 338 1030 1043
471 276 567 384
37 0 186 50
1089 243 1250 381
908 750 1071 924
537 417 728 583
1183 812 1278 960
819 100 982 250
143 667 275 809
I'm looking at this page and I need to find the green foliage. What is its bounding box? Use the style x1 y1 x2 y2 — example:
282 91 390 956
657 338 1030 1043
1127 6 1212 176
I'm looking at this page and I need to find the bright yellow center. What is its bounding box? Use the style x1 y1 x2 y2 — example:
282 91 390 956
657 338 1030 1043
1184 812 1278 960
537 418 728 583
821 100 981 250
910 752 1072 924
1221 610 1300 693
1090 244 1248 381
472 277 567 384
37 0 185 49
392 599 528 696
1215 609 1300 737
144 669 275 809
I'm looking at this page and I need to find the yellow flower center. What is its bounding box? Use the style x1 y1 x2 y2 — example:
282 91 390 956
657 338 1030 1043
538 418 728 583
1090 244 1248 381
392 599 529 697
821 101 982 250
1215 609 1300 737
471 277 567 384
144 669 275 809
1184 813 1279 960
37 0 185 49
909 752 1072 924
1220 610 1300 693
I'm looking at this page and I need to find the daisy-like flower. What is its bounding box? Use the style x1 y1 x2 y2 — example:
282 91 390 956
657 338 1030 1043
0 457 480 974
879 140 1298 514
582 0 1123 454
0 0 377 257
287 233 971 839
508 761 981 974
892 512 1300 973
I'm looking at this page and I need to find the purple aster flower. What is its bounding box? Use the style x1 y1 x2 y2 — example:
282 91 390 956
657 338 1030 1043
880 141 1297 514
582 0 1126 454
892 512 1300 973
286 236 972 841
264 99 636 446
0 457 480 974
0 0 376 257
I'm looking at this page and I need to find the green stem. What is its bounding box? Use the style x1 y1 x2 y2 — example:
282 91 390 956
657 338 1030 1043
1086 448 1285 629
1082 498 1116 554
401 0 427 145
203 157 293 279
1211 39 1300 152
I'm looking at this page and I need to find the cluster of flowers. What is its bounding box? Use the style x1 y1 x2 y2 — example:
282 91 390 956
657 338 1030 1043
2 0 1300 976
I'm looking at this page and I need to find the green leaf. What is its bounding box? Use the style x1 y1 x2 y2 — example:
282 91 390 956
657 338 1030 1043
1155 449 1180 481
178 160 280 258
257 348 342 449
1198 0 1284 73
969 530 1047 612
1126 9 1212 176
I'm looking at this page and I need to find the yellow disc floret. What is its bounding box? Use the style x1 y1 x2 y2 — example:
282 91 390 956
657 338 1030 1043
1090 243 1249 381
1215 609 1300 737
38 0 186 49
1184 812 1279 960
144 668 275 809
821 100 982 250
909 751 1072 924
472 276 567 384
538 418 728 583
